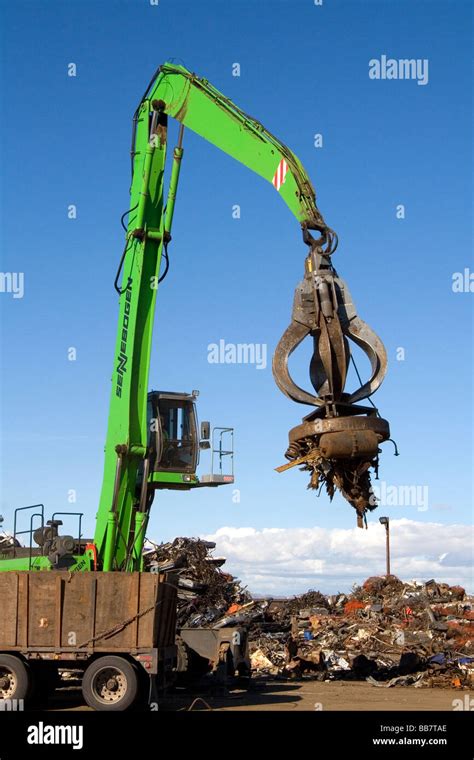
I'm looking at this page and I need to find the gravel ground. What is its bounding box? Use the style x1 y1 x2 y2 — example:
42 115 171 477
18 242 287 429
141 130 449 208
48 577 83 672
41 678 473 712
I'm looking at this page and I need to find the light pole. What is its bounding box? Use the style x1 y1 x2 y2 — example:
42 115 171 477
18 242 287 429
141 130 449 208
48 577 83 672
379 516 390 576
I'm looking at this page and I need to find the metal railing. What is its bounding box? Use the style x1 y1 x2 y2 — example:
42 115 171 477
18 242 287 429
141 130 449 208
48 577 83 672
12 503 45 569
210 427 234 478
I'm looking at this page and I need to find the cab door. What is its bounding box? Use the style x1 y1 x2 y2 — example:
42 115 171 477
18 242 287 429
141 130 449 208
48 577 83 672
147 393 198 474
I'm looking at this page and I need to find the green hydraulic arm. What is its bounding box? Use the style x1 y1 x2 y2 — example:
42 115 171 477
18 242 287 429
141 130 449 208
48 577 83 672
93 63 336 572
141 63 336 242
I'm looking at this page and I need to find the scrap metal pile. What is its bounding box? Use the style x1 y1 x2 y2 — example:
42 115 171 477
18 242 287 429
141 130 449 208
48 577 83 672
250 575 474 688
143 537 259 628
144 538 472 688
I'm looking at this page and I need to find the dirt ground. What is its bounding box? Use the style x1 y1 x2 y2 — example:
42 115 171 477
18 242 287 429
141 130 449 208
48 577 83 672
44 678 473 712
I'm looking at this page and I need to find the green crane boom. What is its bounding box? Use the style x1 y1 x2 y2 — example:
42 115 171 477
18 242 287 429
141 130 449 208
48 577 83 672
94 63 335 572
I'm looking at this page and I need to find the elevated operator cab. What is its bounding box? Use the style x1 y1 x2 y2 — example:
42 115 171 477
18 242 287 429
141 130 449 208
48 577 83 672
147 390 234 490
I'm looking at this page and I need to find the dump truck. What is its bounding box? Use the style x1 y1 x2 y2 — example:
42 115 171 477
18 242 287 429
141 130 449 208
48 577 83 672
0 570 177 710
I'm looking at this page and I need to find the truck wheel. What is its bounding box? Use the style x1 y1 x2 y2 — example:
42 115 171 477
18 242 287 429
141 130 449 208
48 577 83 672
82 657 138 711
0 654 30 701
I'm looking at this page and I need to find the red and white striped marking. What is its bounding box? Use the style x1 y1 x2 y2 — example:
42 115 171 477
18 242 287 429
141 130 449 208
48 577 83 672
272 158 289 191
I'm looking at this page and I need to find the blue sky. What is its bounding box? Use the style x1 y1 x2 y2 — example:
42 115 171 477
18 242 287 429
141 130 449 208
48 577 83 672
0 0 472 592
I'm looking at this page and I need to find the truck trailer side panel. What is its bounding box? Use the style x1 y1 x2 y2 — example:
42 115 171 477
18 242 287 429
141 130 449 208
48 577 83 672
0 571 176 657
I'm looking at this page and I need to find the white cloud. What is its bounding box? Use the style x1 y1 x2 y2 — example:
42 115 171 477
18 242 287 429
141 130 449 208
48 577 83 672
202 519 474 596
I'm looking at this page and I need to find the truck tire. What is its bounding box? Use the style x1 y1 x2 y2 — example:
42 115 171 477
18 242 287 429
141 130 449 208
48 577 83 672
0 654 30 701
82 656 139 711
